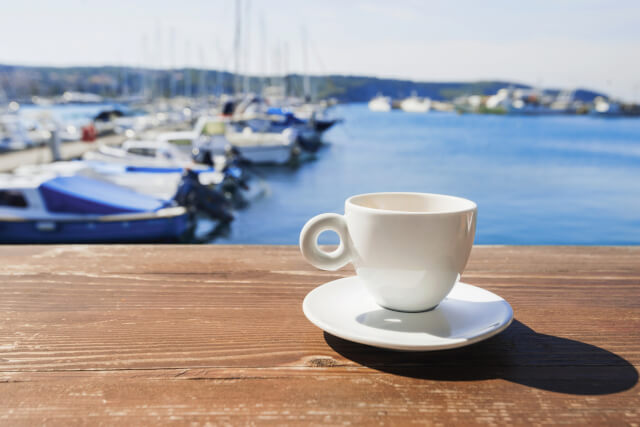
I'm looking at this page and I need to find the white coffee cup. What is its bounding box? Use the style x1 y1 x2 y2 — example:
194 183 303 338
299 192 477 312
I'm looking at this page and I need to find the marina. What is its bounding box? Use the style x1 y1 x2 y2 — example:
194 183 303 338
2 99 640 244
0 95 342 243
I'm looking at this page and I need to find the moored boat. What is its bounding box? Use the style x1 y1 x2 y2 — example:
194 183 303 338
0 114 34 152
265 107 340 153
83 139 227 171
0 174 189 243
400 93 431 113
14 159 239 221
368 95 392 112
184 117 298 165
223 123 298 164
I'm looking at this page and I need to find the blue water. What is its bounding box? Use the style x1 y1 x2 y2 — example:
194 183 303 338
216 104 640 245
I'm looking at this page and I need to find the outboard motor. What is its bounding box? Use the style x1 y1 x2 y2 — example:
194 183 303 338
225 145 253 168
193 148 214 166
218 157 251 209
222 160 249 191
174 169 234 223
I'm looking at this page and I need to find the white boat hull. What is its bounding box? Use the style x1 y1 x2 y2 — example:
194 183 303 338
202 138 293 165
368 99 392 112
219 127 297 165
235 145 293 164
400 98 431 113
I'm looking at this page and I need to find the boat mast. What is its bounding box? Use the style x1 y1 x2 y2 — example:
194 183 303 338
154 23 163 99
282 41 289 98
140 34 149 100
198 45 207 102
301 27 311 102
233 0 242 96
169 27 177 99
243 0 251 95
260 12 267 95
184 40 191 98
215 40 226 96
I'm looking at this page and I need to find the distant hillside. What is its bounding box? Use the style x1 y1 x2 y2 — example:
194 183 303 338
0 64 606 103
542 88 608 103
301 75 534 102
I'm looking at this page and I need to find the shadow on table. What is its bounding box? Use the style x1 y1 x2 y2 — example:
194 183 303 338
324 319 638 395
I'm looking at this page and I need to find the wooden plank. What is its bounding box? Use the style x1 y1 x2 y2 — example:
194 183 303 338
0 245 639 425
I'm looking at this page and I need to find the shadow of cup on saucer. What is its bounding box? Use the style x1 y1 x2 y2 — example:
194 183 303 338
324 319 638 395
354 297 510 339
356 309 452 337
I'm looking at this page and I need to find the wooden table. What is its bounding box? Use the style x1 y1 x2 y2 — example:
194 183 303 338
1 245 638 425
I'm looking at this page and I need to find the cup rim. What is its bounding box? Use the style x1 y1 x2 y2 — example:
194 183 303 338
346 192 477 216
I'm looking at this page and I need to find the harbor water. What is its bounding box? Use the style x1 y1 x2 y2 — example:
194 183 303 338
15 102 640 245
213 103 640 245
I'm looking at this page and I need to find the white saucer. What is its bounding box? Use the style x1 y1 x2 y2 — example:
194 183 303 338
303 277 513 351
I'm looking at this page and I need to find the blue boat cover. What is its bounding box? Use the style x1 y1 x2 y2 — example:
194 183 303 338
40 176 165 215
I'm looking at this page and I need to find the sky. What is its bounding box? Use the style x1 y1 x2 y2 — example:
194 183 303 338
2 0 640 101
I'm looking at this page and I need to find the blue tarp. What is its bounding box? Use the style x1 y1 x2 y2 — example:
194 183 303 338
40 176 165 215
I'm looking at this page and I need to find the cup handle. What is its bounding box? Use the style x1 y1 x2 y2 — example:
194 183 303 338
299 213 352 271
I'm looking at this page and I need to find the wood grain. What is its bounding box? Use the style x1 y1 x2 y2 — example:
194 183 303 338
0 245 639 425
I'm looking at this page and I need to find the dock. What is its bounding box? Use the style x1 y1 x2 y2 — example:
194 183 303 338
0 134 125 172
0 245 638 424
0 123 188 173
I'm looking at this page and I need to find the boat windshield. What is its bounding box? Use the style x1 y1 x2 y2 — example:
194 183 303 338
0 190 28 208
127 147 157 157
